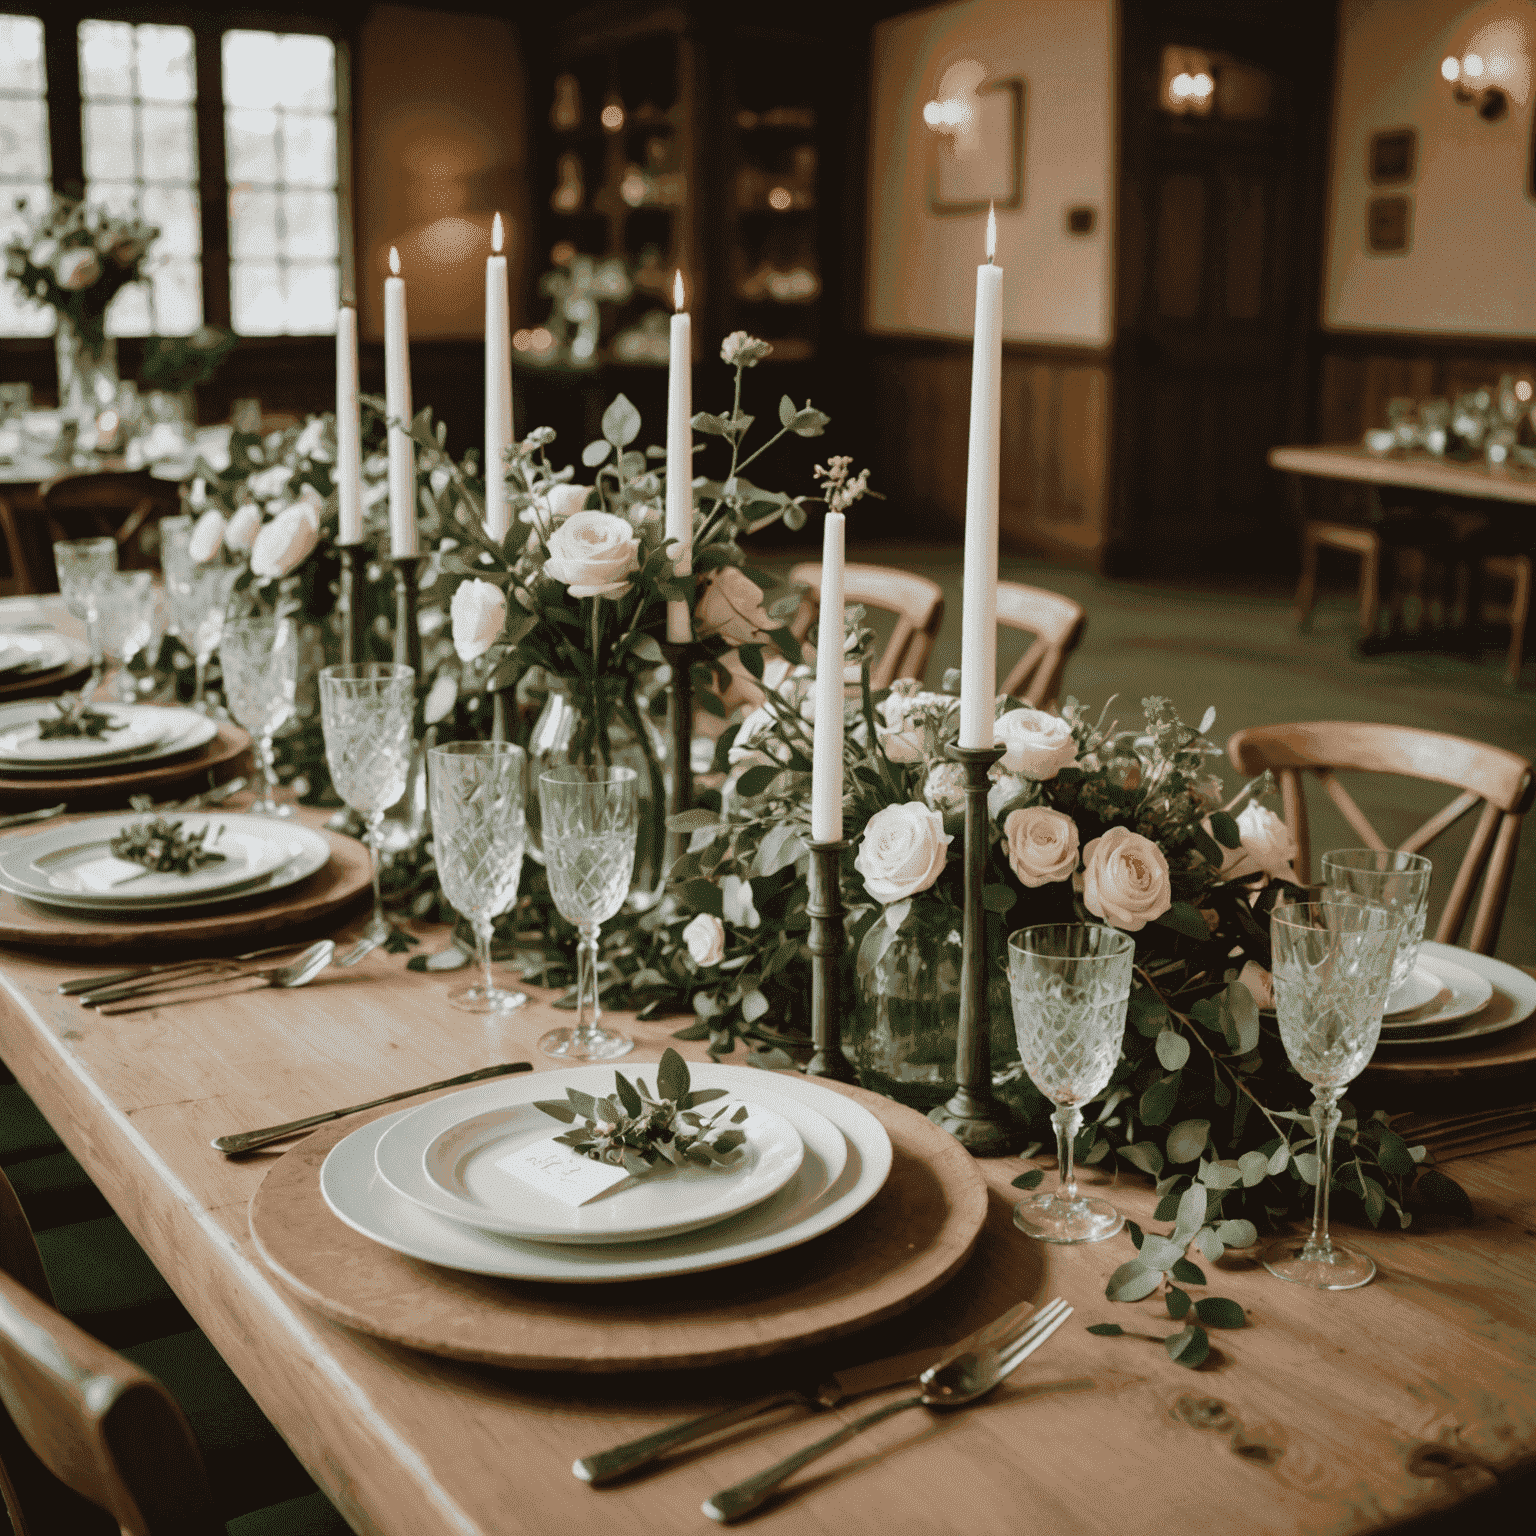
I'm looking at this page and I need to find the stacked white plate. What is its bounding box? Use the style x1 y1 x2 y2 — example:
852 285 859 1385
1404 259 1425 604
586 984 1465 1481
0 633 74 680
1375 941 1536 1047
322 1063 894 1284
0 812 332 916
0 702 217 777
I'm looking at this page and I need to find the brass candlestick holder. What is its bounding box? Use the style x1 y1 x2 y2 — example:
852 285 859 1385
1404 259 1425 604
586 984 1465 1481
336 543 368 667
806 839 857 1082
929 742 1014 1154
660 642 694 880
390 553 424 678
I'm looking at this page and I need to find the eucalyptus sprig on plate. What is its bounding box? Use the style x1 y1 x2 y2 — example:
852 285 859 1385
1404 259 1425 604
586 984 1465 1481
35 698 125 741
534 1048 751 1178
108 817 227 877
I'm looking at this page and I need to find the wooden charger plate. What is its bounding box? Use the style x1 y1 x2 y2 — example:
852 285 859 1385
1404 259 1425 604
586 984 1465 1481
250 1082 990 1373
0 821 370 954
0 720 251 810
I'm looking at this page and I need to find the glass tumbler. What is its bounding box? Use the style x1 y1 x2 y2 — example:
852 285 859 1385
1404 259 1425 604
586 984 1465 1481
52 536 118 697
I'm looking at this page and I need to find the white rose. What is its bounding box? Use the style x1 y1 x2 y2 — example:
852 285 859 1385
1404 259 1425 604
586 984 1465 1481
922 760 967 821
188 509 226 564
1003 807 1080 888
696 568 773 646
1220 803 1298 883
224 503 263 553
423 672 459 725
451 578 507 662
294 417 329 461
878 687 954 763
55 248 101 290
543 482 592 520
721 875 760 929
1081 825 1172 932
543 510 640 599
854 802 953 904
247 464 293 500
994 709 1078 780
30 238 57 268
683 912 726 967
249 502 319 579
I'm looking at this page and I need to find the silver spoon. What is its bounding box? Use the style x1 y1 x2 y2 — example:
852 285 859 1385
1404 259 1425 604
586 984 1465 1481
93 940 336 1016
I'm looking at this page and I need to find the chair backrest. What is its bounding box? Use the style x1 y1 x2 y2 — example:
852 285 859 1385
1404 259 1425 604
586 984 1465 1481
995 581 1086 708
0 1170 216 1536
1227 721 1535 954
40 472 164 564
0 499 37 598
788 562 944 689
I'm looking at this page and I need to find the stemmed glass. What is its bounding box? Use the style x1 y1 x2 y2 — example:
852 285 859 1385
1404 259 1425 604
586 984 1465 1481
52 537 117 698
1008 923 1137 1244
428 741 528 1014
1263 900 1401 1291
537 764 638 1060
319 664 416 955
1320 848 1432 1007
96 571 159 702
221 617 299 817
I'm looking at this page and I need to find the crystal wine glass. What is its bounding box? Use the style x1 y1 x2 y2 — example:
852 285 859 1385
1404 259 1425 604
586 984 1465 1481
1008 923 1137 1244
537 764 639 1060
319 663 416 952
166 563 239 712
52 536 117 697
221 616 299 817
1320 848 1432 1006
96 571 159 702
1263 899 1401 1291
428 741 528 1014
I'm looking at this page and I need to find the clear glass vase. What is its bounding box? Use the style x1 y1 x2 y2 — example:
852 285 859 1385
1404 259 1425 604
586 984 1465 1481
55 315 119 432
524 672 669 911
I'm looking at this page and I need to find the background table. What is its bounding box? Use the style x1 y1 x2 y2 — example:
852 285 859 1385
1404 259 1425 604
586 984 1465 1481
0 889 1532 1534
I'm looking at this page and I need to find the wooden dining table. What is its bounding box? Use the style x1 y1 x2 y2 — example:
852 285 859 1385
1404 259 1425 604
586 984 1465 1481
0 821 1533 1536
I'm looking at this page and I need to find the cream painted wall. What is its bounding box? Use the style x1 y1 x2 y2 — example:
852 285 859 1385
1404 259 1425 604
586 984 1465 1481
1324 0 1536 337
865 0 1115 346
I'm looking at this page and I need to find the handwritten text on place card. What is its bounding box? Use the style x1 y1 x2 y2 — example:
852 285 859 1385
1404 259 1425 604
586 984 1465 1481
497 1137 632 1207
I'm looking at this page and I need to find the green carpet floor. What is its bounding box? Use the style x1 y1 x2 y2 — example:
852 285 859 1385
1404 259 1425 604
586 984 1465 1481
748 541 1535 965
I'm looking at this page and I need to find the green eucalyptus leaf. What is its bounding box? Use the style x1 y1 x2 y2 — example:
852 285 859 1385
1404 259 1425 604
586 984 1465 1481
1011 1169 1045 1190
1121 1142 1165 1177
1170 1257 1206 1285
582 438 612 467
1155 901 1211 941
613 1072 642 1116
1293 1152 1321 1185
1267 1142 1291 1176
602 393 642 447
1238 1150 1270 1187
1140 1076 1180 1127
1166 1286 1191 1320
1086 1322 1125 1336
1155 1029 1191 1072
1165 1323 1211 1368
1194 1297 1246 1329
1209 811 1242 848
1194 1227 1225 1263
1106 1260 1161 1303
656 1047 690 1104
1215 1219 1258 1249
1175 1182 1208 1235
1376 1127 1417 1176
981 884 1017 913
1137 1235 1184 1272
1166 1119 1211 1164
533 1098 577 1123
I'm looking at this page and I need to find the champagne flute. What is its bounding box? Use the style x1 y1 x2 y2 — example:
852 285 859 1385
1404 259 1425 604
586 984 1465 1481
537 764 638 1060
428 741 528 1014
319 663 416 953
52 536 117 698
1008 923 1137 1244
221 616 299 817
1263 900 1401 1291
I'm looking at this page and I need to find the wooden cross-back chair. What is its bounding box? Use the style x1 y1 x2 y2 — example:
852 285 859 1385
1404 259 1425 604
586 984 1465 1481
40 472 166 572
0 499 36 597
995 581 1086 708
788 562 944 690
1227 721 1534 954
0 1168 218 1536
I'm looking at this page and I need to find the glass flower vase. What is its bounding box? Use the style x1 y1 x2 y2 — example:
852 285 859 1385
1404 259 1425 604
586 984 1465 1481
55 315 119 433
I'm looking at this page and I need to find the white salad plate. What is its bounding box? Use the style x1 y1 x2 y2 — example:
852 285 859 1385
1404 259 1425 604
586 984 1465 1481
1373 942 1535 1047
0 633 71 677
0 702 216 775
0 814 331 913
323 1065 886 1284
376 1087 808 1245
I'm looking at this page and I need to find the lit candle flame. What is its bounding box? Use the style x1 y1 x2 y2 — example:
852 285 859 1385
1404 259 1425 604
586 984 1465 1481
388 245 400 277
674 270 685 312
986 203 996 263
492 212 503 254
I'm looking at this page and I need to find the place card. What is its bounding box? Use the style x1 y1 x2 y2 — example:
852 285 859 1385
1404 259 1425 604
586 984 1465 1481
497 1137 633 1207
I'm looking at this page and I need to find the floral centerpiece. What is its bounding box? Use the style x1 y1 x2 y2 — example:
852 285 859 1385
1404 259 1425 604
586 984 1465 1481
4 193 158 423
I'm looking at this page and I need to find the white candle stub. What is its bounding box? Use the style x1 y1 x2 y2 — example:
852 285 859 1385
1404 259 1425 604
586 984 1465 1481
497 1137 633 1207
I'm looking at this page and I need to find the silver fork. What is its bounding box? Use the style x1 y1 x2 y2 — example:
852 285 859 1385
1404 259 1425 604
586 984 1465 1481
702 1297 1071 1523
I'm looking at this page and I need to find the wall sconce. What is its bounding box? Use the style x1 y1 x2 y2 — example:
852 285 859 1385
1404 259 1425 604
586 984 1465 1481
1442 19 1532 123
1444 53 1510 120
1160 46 1215 116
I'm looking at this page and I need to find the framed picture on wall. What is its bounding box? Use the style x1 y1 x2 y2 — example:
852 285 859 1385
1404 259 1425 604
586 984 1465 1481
1366 194 1411 253
1368 127 1416 185
927 75 1026 216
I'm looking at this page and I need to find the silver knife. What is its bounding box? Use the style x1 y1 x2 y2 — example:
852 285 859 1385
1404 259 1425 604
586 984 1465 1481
572 1299 1034 1485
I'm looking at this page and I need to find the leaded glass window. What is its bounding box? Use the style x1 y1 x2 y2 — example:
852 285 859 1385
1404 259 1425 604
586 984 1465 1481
0 15 54 337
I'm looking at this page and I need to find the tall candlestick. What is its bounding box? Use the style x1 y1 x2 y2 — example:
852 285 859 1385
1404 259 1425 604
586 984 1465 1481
335 303 363 544
810 512 845 843
484 212 513 544
665 270 693 644
958 205 1002 749
384 246 417 558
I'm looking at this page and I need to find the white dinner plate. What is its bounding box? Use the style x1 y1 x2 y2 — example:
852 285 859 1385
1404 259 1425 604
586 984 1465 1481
0 703 216 777
0 814 331 913
376 1078 817 1244
1383 962 1443 1016
1377 945 1496 1033
1373 942 1536 1048
0 706 170 764
323 1065 886 1284
0 633 71 677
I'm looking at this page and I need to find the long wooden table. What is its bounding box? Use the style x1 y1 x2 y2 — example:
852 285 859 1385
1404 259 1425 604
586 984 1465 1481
1 829 1534 1535
1268 445 1536 508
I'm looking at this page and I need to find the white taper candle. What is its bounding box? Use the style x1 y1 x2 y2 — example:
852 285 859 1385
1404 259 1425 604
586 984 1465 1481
384 246 417 558
484 212 513 543
666 271 693 644
335 303 363 544
958 206 1002 749
811 512 846 844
